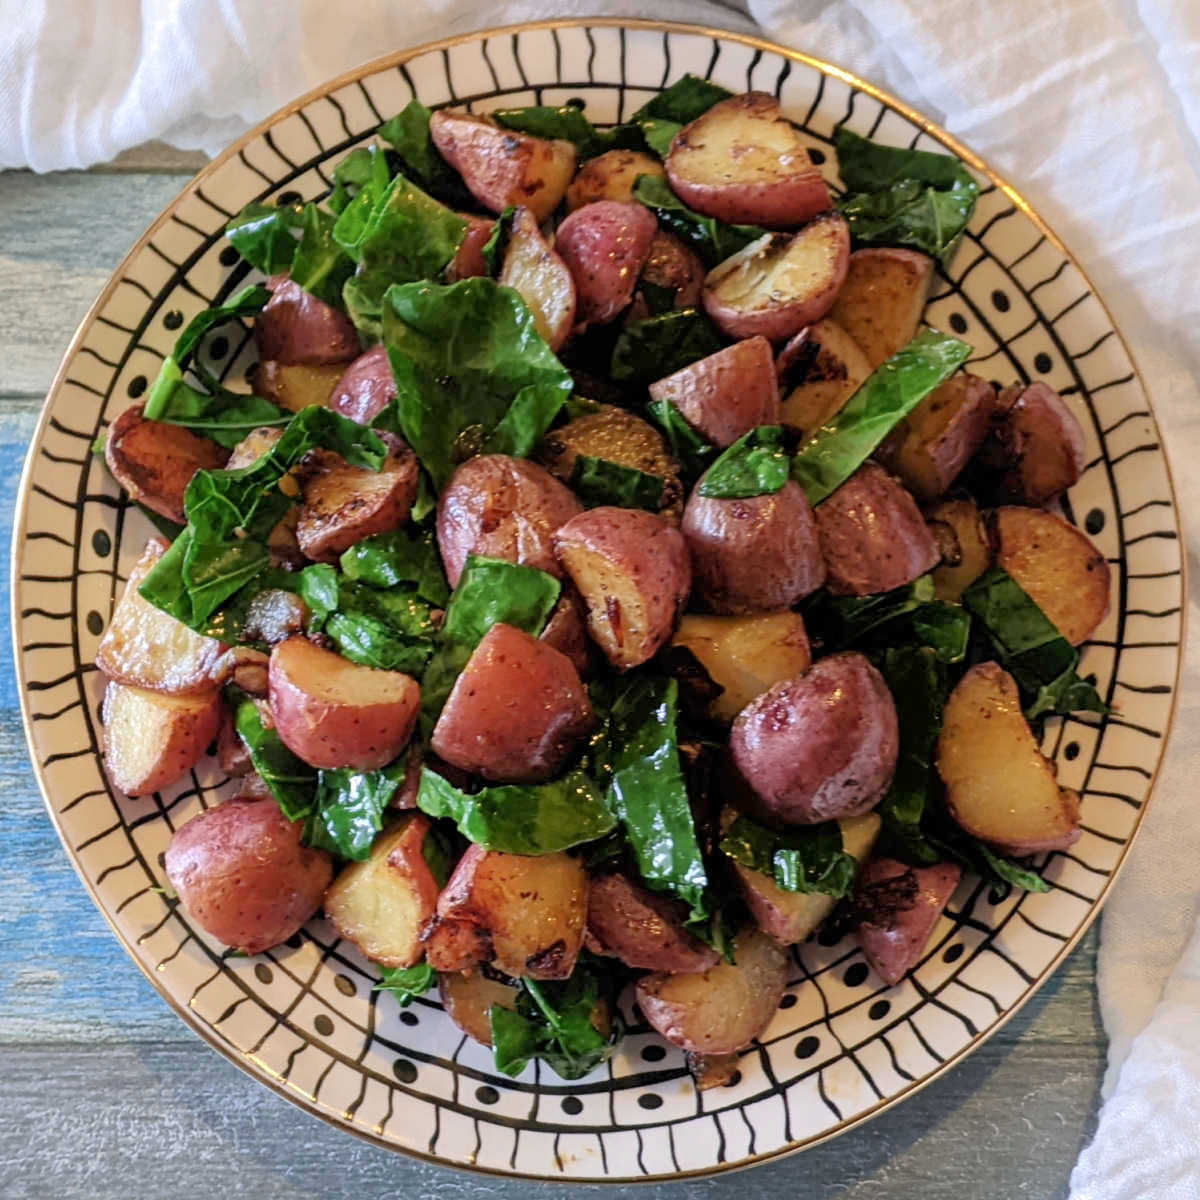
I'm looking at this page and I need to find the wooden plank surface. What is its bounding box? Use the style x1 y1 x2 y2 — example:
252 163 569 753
0 159 1104 1198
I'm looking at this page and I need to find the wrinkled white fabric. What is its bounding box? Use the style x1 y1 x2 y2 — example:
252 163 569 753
3 2 1200 1194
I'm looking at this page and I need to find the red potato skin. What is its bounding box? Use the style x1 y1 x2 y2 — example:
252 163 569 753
586 873 719 973
731 652 899 826
328 345 397 426
683 478 826 613
431 622 595 783
815 462 940 596
994 382 1087 504
436 454 583 588
164 794 334 955
255 276 360 366
539 587 593 677
628 231 706 320
856 858 962 986
649 337 780 449
446 215 496 282
554 201 659 325
424 918 494 973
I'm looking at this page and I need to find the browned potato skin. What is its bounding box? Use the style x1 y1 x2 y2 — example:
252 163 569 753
255 361 348 413
539 587 594 677
445 214 496 282
927 497 992 602
683 478 825 614
856 858 962 986
433 846 589 980
255 277 360 366
992 382 1087 504
777 319 873 438
992 506 1110 645
628 232 706 320
703 217 851 343
730 652 899 826
328 345 396 426
323 815 441 968
429 110 576 223
424 918 494 974
101 681 222 797
665 93 831 228
96 538 229 695
497 206 576 351
163 793 332 954
438 971 519 1046
554 507 693 670
636 928 787 1055
565 149 665 211
555 201 658 325
268 636 420 770
295 437 419 564
585 873 719 973
436 454 583 588
828 248 934 369
105 404 230 524
815 462 940 596
648 336 779 449
937 662 1083 854
431 622 595 784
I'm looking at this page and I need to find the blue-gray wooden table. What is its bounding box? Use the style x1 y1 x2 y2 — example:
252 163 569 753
0 148 1103 1200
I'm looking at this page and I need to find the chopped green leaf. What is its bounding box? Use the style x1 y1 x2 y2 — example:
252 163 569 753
375 961 436 1007
378 100 474 209
234 698 317 821
610 307 726 386
339 527 449 605
492 106 643 159
480 206 516 276
646 397 717 482
631 74 732 126
290 204 356 306
306 759 409 860
145 381 288 450
225 204 305 275
640 119 681 159
977 844 1051 894
632 174 766 266
698 425 790 499
721 815 858 896
569 455 665 511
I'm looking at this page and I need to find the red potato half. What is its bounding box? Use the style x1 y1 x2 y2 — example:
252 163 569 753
815 462 940 596
683 478 825 613
665 92 831 229
497 206 576 351
554 506 693 670
731 652 899 826
828 248 934 370
438 971 519 1046
554 201 658 326
992 381 1087 504
255 361 348 413
856 858 963 986
539 587 594 677
254 276 360 366
778 319 874 438
648 336 780 450
436 454 583 588
927 497 992 603
328 345 397 426
429 110 576 223
430 622 595 784
565 149 665 211
268 636 420 770
702 215 850 343
445 214 496 282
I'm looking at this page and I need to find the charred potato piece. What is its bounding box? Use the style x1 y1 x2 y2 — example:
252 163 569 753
777 319 873 437
438 970 518 1046
566 149 665 211
328 345 397 426
629 231 706 319
497 206 576 351
555 201 658 326
255 361 348 413
927 497 992 602
828 248 934 369
538 587 593 677
445 214 496 282
991 382 1087 504
255 276 360 366
937 662 1082 853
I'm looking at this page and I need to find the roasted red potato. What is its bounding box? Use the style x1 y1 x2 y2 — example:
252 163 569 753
430 846 589 980
856 858 963 986
991 381 1087 504
777 319 873 437
554 506 692 670
648 336 779 449
927 497 992 602
937 662 1083 854
815 462 940 596
683 478 825 613
703 216 850 343
445 214 496 282
636 928 787 1055
104 404 229 525
665 92 831 228
268 636 420 770
992 506 1109 645
429 110 576 222
430 622 595 784
565 149 665 211
225 425 284 470
586 873 719 973
497 206 576 351
436 454 583 588
328 345 397 426
730 652 899 826
96 538 228 694
555 201 658 326
216 705 253 776
239 588 308 647
164 792 333 954
323 814 441 967
255 361 348 413
828 248 934 369
538 587 593 677
438 970 519 1046
254 276 360 366
295 437 419 564
629 231 706 319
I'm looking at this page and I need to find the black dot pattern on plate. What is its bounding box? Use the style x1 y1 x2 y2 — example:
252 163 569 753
277 190 302 206
243 363 258 383
476 1086 499 1105
1085 672 1098 686
566 96 586 109
85 611 104 636
286 934 302 950
392 1058 417 1084
400 1011 419 1027
561 1096 583 1116
638 1094 663 1111
949 312 968 334
208 335 229 360
869 1000 891 1020
808 146 826 164
163 310 184 330
1065 741 1081 761
817 924 842 947
943 943 965 964
843 962 869 988
641 1044 666 1063
779 993 797 1010
126 375 147 398
334 974 355 997
991 289 1010 312
1086 508 1106 534
219 245 240 267
1034 352 1053 374
795 1036 820 1060
254 963 273 985
91 529 111 557
724 1071 742 1087
314 1014 334 1036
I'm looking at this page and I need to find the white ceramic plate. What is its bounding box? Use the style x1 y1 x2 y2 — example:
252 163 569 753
12 19 1183 1183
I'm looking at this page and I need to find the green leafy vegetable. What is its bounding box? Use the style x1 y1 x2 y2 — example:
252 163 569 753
610 307 725 385
339 527 449 605
647 397 717 482
225 204 305 275
721 815 857 896
290 204 356 306
976 844 1051 894
633 174 766 266
143 382 288 450
294 563 340 628
329 144 393 214
306 759 409 860
234 698 316 821
910 601 971 663
697 425 790 499
378 99 474 209
480 206 516 276
492 105 642 159
630 74 731 158
569 455 665 511
200 564 298 643
375 962 436 1007
791 329 972 505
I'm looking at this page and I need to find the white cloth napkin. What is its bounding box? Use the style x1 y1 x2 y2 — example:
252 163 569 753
3 2 1200 1194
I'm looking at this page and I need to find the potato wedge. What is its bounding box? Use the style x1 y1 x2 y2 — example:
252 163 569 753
102 680 222 797
703 216 850 342
438 971 518 1046
665 92 831 228
497 206 576 351
554 506 692 670
104 404 230 524
255 276 360 366
777 319 873 437
96 538 228 694
255 361 348 413
555 201 658 325
429 110 576 222
648 336 779 449
445 214 496 282
328 345 397 426
732 812 882 945
828 248 935 369
992 382 1087 504
323 815 441 968
992 506 1109 645
927 497 991 602
937 662 1082 853
566 149 665 211
636 928 787 1055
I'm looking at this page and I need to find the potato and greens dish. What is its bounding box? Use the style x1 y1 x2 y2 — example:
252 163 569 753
95 78 1109 1086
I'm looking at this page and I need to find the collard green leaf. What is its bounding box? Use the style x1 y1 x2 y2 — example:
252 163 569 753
569 455 665 512
378 99 474 209
329 144 394 215
225 204 305 275
631 74 733 126
480 206 516 277
720 816 857 896
234 698 317 821
640 119 681 158
199 564 297 643
290 204 356 306
306 759 409 860
492 105 643 159
976 844 1051 894
632 174 766 267
910 600 971 663
294 563 340 628
646 397 717 482
375 962 436 1006
610 307 726 385
339 527 449 605
697 425 790 499
145 381 288 450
